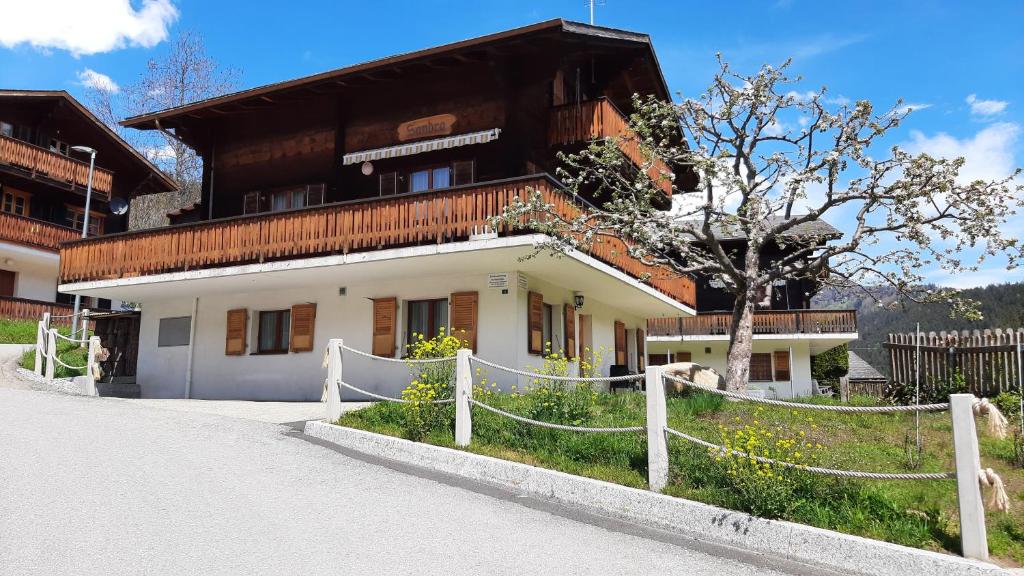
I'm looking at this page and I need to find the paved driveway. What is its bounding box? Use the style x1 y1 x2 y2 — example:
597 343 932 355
0 388 821 576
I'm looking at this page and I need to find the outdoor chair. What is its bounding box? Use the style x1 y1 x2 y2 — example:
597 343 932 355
608 364 636 393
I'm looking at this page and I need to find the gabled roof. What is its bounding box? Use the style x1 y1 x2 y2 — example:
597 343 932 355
847 351 886 381
0 89 177 192
693 216 843 242
121 19 670 130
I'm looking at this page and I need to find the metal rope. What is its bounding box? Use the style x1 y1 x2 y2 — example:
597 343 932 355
336 380 454 404
663 426 955 480
469 399 644 433
340 344 455 364
661 373 950 413
470 355 644 383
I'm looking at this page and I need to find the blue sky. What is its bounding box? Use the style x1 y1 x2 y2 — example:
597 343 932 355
0 0 1022 287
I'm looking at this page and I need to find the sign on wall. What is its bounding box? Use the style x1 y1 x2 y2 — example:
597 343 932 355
487 273 510 289
397 114 457 141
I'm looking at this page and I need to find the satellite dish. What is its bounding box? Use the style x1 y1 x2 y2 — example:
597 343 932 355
109 197 129 215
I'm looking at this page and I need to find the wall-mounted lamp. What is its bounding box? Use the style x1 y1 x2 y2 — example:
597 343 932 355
360 161 374 176
573 292 585 310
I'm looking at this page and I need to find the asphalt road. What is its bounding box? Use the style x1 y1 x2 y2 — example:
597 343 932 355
0 388 818 576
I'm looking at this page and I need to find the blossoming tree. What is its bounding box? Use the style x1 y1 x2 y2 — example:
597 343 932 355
499 58 1023 393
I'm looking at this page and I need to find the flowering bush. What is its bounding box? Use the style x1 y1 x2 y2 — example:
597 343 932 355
713 406 824 518
398 329 461 440
522 343 602 426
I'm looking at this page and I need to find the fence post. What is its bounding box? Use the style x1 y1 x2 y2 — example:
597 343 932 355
45 328 56 382
454 348 473 447
325 338 343 422
78 308 90 348
646 364 669 492
951 393 988 561
84 336 99 396
34 313 50 376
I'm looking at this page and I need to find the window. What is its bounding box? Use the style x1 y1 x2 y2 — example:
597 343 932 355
257 309 290 354
452 160 474 186
749 353 773 381
379 172 397 196
65 206 103 236
2 188 30 216
542 303 553 352
0 122 12 138
158 317 192 347
49 138 69 156
409 165 453 193
407 298 448 345
242 184 325 214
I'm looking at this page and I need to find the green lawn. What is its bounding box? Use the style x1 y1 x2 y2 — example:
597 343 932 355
0 318 52 344
338 390 1024 566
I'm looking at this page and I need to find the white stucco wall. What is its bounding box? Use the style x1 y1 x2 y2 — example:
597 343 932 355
647 339 816 398
14 266 57 301
135 270 646 400
0 242 59 301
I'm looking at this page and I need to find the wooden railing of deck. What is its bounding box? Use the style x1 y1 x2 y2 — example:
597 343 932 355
0 211 80 251
0 135 113 198
59 175 697 308
548 98 673 197
0 296 76 325
648 310 857 336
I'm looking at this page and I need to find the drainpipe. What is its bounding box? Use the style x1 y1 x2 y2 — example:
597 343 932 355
789 345 795 398
184 297 199 398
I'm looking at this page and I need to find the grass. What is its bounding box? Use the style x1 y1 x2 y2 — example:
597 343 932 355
17 329 90 379
0 318 52 344
339 389 1024 566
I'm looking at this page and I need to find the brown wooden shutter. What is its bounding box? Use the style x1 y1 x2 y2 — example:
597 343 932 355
449 291 478 351
635 328 645 371
676 351 692 363
225 308 248 355
750 353 773 381
528 291 543 355
773 350 791 381
563 304 576 360
289 303 317 352
372 297 396 357
614 321 626 365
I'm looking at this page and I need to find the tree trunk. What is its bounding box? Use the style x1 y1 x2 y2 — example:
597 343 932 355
724 292 756 392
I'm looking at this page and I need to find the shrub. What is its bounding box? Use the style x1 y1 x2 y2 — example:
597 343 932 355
810 344 849 389
523 345 597 426
398 329 461 440
994 392 1021 423
888 368 968 405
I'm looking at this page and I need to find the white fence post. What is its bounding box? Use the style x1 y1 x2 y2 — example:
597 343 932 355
78 309 90 348
45 328 56 382
454 348 473 447
951 393 988 561
325 338 343 422
646 364 669 492
34 312 50 376
84 336 99 396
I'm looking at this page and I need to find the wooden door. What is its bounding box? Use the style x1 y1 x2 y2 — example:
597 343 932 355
0 270 15 297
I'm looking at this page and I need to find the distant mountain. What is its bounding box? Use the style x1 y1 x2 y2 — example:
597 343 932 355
812 282 1024 376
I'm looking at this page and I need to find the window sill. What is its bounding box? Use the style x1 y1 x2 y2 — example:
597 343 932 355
250 350 289 356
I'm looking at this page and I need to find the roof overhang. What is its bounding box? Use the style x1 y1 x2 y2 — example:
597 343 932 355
649 332 858 355
59 234 695 319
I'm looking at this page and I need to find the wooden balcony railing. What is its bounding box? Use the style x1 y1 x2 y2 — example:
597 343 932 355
0 296 76 325
648 310 858 337
548 98 673 197
0 134 113 198
0 211 80 251
59 174 697 308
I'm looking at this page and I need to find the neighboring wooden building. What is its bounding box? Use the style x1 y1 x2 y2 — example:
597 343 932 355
56 20 698 400
840 351 887 400
646 218 859 398
0 90 175 319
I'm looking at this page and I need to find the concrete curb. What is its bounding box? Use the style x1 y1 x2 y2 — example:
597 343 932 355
15 367 89 395
304 421 1008 576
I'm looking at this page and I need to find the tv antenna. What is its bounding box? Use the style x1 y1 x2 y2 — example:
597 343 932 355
586 0 606 25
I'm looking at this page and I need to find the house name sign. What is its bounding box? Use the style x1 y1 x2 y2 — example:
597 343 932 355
397 114 457 141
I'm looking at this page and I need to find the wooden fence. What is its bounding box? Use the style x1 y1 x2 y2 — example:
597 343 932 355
0 296 76 325
885 329 1024 397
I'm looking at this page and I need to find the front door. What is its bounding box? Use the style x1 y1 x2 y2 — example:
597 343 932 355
0 270 15 297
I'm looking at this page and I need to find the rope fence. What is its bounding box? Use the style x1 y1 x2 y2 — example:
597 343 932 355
469 398 644 433
340 343 455 364
470 355 644 383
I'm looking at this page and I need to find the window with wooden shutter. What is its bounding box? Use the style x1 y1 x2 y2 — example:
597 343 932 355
290 303 317 352
225 308 248 355
773 350 791 381
614 321 626 365
528 291 543 355
449 291 478 351
372 297 397 357
635 328 646 371
563 304 576 360
750 353 773 381
675 351 692 363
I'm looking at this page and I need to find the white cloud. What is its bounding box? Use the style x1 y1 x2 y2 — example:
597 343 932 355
143 144 176 161
0 0 178 56
895 103 932 115
966 94 1008 116
903 122 1020 183
77 69 119 93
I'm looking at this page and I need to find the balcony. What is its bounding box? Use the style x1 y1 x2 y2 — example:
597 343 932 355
0 211 80 252
648 310 858 337
0 134 113 198
548 98 673 197
58 174 696 308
